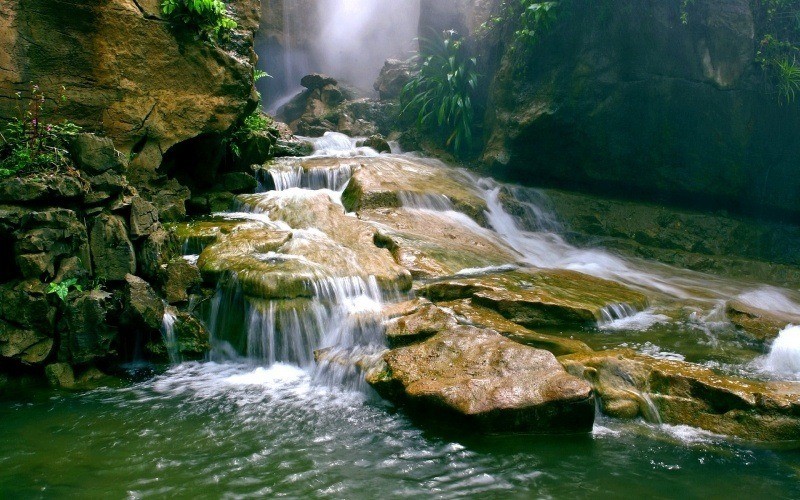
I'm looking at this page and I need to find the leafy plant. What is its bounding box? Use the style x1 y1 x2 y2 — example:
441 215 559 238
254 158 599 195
0 83 80 178
226 69 273 158
400 31 479 156
47 278 82 303
776 56 800 102
478 0 560 66
161 0 237 38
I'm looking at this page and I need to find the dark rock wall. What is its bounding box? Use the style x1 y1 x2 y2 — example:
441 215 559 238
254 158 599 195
422 0 800 222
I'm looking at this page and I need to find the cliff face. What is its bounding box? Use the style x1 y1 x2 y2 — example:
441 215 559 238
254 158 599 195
421 0 800 221
0 0 259 176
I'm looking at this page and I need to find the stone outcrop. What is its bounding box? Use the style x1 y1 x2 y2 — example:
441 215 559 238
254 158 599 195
0 0 260 177
368 326 595 433
561 349 800 442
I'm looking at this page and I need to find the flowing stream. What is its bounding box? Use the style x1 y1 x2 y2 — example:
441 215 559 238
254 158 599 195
2 137 800 497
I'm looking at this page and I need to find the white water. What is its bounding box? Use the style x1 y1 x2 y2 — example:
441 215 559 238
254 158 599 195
764 325 800 377
161 306 180 365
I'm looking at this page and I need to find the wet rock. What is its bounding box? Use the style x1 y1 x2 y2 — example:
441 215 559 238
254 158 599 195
121 274 164 332
146 311 210 361
357 135 391 153
0 280 56 334
58 290 117 365
341 156 488 225
274 138 314 157
419 269 648 329
368 326 595 433
15 208 90 280
374 58 416 100
0 320 53 366
45 362 75 389
233 129 276 169
70 133 127 175
561 349 800 442
362 207 515 278
300 73 338 90
221 172 258 194
162 257 202 304
442 298 592 356
726 300 800 342
137 225 178 280
90 214 136 281
384 302 458 347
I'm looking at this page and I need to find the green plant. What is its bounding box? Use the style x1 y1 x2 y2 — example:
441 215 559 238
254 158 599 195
776 56 800 102
47 278 82 303
400 31 479 156
161 0 237 38
0 83 80 178
226 69 273 158
479 0 560 65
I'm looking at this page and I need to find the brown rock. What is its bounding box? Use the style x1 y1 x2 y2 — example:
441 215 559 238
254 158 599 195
129 196 159 239
163 257 201 304
90 214 136 281
384 302 457 347
726 300 800 341
122 274 165 332
368 326 595 433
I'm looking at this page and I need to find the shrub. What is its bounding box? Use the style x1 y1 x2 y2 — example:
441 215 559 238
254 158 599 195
161 0 237 38
0 84 80 178
400 31 479 156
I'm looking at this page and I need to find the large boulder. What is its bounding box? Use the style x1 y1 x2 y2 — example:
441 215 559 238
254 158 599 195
162 257 202 304
374 59 416 100
70 133 128 175
0 320 53 366
368 326 595 433
561 349 800 442
121 274 164 332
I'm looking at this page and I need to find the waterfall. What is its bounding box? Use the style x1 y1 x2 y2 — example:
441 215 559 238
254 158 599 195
764 325 800 377
161 306 180 365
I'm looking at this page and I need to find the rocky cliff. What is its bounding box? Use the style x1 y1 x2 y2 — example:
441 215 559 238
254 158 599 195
0 0 259 177
421 0 800 222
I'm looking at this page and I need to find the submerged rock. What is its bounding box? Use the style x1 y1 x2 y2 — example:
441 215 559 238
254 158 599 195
419 269 648 328
368 326 595 433
561 349 800 442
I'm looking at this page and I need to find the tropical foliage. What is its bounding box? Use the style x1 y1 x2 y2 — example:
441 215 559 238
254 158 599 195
161 0 237 38
400 31 479 156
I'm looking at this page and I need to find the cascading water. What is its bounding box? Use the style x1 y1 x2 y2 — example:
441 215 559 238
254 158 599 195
764 325 800 377
161 306 180 365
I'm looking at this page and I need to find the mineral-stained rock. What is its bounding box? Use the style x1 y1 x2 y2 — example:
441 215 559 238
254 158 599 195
368 326 595 433
90 214 136 281
441 298 592 356
59 289 117 365
419 269 648 328
122 274 164 332
45 362 75 389
341 156 488 225
726 300 800 342
560 349 800 442
384 302 458 347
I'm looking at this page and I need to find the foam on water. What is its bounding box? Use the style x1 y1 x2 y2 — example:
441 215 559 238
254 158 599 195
599 310 671 331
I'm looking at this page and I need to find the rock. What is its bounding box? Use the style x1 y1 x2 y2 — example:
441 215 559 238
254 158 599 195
419 269 648 329
726 300 800 342
374 58 416 100
384 302 458 347
14 208 90 280
233 130 276 170
90 214 136 281
137 225 178 280
0 173 87 204
86 171 128 199
274 139 314 157
0 280 56 334
0 0 259 175
162 257 202 304
561 349 800 442
300 73 338 90
341 156 488 225
129 196 159 239
122 274 164 331
141 179 190 222
359 135 391 153
368 326 595 433
146 311 210 361
45 362 75 389
58 289 117 365
441 298 593 356
221 172 258 194
70 133 127 174
0 319 53 365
